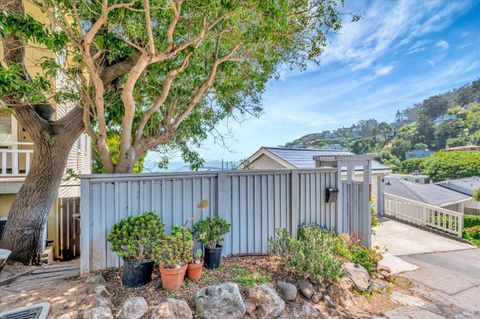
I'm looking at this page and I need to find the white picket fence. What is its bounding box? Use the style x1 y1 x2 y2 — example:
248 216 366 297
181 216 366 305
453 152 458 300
384 193 464 237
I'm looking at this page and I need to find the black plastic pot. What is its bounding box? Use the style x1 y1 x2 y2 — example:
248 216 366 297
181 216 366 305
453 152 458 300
204 245 223 269
121 259 155 287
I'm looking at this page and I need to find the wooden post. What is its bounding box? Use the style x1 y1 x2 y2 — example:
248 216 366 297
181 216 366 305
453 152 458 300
80 177 90 273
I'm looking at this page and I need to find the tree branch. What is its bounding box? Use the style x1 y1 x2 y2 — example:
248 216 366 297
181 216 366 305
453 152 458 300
133 52 193 144
172 45 240 128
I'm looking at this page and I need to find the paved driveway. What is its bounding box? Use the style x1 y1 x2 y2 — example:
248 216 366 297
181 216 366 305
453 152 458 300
373 217 473 256
378 247 480 318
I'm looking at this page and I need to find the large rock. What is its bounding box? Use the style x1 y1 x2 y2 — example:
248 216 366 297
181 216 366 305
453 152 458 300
326 277 354 309
85 295 113 308
276 282 297 301
195 283 246 319
292 301 322 318
297 278 315 299
83 307 113 319
245 284 285 318
151 299 192 319
86 274 107 285
369 279 387 293
88 285 110 297
343 263 370 292
117 297 148 319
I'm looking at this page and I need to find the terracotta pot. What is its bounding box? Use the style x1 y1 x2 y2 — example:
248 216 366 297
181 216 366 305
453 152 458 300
187 261 204 281
160 264 187 291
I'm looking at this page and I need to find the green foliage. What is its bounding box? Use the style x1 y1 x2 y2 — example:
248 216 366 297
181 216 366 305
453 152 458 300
0 64 51 104
422 151 480 182
464 214 480 228
192 216 231 248
171 225 193 241
269 227 344 282
269 226 383 282
472 189 480 202
152 236 193 269
232 265 269 286
398 158 426 174
92 132 144 173
0 11 67 51
463 226 480 247
349 245 381 275
107 212 165 261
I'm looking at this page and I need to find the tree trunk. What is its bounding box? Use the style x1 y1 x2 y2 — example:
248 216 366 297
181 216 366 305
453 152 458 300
0 105 84 264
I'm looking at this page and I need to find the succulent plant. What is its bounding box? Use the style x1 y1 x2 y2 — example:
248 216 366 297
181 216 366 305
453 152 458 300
152 236 193 269
192 216 231 248
107 212 165 261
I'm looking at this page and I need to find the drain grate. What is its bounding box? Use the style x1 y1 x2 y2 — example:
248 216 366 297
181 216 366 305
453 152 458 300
0 303 50 319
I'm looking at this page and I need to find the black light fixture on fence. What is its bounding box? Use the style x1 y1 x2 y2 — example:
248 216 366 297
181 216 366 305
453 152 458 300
326 188 339 203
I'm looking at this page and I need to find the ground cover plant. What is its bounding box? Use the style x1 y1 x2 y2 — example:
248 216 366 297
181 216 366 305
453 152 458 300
269 225 382 282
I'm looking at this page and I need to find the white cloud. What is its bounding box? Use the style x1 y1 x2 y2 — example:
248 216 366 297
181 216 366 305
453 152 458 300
320 0 472 70
435 40 450 50
375 65 395 76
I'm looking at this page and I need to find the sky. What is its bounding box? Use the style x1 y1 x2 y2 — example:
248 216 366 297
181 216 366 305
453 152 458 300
148 0 480 167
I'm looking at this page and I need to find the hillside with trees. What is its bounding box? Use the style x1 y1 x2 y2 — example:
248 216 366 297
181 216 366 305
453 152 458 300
284 78 480 172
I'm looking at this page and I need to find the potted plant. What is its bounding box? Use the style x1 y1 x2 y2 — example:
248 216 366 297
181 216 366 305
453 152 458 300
171 225 203 281
152 236 192 291
192 216 231 268
107 212 164 287
187 249 204 281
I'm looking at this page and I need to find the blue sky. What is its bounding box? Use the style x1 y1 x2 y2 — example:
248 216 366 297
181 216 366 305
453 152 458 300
150 0 480 166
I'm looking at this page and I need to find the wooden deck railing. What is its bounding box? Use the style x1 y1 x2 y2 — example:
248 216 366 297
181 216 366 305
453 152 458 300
384 193 464 237
0 142 34 177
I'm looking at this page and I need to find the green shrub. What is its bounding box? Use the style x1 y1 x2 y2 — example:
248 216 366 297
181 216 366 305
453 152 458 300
107 212 165 261
270 225 383 282
349 245 381 275
192 216 231 248
269 227 344 283
473 189 480 202
463 226 480 247
152 236 193 268
464 214 480 228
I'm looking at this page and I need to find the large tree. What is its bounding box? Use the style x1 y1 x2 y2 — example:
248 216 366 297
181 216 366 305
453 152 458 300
1 0 346 263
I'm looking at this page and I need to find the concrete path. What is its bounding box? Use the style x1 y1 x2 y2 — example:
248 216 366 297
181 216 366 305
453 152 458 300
373 217 473 256
378 249 480 319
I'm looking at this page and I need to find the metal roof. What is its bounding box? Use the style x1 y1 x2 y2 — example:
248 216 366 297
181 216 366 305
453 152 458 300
384 176 470 207
437 176 480 196
262 147 390 171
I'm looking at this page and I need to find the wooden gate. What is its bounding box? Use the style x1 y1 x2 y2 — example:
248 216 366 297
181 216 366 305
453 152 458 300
57 197 81 260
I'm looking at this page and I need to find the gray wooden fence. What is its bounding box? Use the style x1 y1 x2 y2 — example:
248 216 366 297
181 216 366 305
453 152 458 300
80 168 368 273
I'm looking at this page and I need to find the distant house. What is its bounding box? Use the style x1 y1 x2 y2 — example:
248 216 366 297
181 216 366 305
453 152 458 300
384 176 470 213
243 147 391 213
437 176 480 212
387 173 430 184
405 149 432 160
445 145 480 152
434 114 457 125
